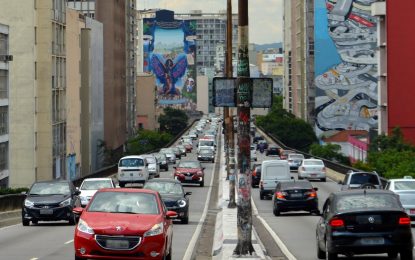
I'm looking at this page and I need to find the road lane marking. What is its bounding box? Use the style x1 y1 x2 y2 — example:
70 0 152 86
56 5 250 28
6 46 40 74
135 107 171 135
65 239 74 245
0 224 20 230
29 258 38 260
251 197 297 260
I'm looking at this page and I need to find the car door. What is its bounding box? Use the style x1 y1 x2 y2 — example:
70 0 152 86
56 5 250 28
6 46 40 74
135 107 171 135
317 198 331 248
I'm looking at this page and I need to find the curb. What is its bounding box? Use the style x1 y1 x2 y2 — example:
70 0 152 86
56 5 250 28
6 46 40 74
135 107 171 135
0 210 21 228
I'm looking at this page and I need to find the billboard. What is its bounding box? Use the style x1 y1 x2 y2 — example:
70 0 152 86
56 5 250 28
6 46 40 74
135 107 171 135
314 0 378 135
143 15 197 110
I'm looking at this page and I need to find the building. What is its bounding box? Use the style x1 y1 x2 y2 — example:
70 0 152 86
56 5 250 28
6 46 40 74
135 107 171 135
136 73 158 130
0 0 68 187
67 0 95 18
0 23 10 187
322 130 369 163
283 0 315 124
373 0 415 145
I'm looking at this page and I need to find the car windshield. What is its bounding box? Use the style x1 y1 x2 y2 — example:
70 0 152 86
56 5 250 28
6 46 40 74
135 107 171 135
178 161 200 168
29 182 70 195
280 181 312 190
336 193 398 211
144 182 183 195
199 140 214 146
394 181 415 191
88 192 159 214
350 173 379 185
81 180 113 190
199 149 212 155
304 160 324 166
119 158 144 167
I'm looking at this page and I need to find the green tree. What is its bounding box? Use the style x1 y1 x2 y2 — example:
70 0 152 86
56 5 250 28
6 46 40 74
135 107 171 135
158 107 189 136
125 130 172 155
309 143 350 165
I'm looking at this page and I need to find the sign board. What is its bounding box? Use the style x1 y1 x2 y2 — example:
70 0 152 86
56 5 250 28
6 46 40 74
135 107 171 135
213 77 273 108
212 77 236 107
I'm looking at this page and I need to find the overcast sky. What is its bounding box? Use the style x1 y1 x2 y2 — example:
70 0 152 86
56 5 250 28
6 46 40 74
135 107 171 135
138 0 283 44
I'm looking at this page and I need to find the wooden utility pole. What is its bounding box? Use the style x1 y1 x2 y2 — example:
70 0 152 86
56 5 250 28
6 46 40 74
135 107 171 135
234 0 254 255
226 0 236 209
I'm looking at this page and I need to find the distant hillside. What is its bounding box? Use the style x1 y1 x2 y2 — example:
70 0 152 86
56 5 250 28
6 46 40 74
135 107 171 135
253 42 283 51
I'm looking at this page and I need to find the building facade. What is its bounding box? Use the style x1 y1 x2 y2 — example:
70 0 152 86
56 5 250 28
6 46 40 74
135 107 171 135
67 0 95 18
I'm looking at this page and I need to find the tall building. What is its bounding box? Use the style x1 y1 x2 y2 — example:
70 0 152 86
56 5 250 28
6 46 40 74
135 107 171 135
67 0 95 18
0 0 68 187
0 23 10 187
283 0 315 123
373 0 415 144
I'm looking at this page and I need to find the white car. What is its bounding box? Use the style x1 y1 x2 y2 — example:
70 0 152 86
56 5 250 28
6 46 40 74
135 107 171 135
298 159 326 182
78 178 116 207
385 178 415 221
250 145 257 161
287 153 304 170
142 154 160 178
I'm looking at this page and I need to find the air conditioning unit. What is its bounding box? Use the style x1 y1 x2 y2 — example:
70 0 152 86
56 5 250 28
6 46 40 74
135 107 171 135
0 55 13 61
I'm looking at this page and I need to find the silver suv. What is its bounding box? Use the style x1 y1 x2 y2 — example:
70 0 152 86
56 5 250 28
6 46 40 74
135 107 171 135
339 171 383 190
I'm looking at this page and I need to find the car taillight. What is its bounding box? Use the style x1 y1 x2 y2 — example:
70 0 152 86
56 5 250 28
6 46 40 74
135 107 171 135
305 190 317 198
252 170 257 177
197 171 203 175
329 217 344 228
275 191 286 199
322 167 327 172
399 216 411 225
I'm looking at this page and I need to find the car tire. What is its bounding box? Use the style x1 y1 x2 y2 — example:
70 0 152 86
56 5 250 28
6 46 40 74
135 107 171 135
259 192 264 200
316 238 325 259
200 180 204 187
164 245 172 260
298 176 303 180
212 159 215 163
387 251 398 259
326 241 337 260
400 249 413 260
273 207 280 216
68 213 76 225
119 182 125 188
22 218 30 226
321 178 326 182
181 216 189 224
31 219 38 225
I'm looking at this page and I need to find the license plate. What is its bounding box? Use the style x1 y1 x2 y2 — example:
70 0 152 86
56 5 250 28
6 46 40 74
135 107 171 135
361 237 384 245
311 174 317 177
185 176 193 181
40 209 53 215
290 193 302 198
106 239 130 249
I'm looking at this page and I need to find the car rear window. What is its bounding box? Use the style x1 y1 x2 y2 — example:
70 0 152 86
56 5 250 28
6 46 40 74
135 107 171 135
336 193 399 211
394 181 415 190
119 158 144 167
280 181 312 189
264 165 288 179
350 173 380 185
304 160 324 166
289 154 304 160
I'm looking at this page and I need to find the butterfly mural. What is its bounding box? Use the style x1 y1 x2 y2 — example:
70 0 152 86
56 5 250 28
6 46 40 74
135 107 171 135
150 53 188 96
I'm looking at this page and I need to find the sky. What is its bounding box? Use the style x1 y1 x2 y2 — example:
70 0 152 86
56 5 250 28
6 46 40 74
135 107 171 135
138 0 284 45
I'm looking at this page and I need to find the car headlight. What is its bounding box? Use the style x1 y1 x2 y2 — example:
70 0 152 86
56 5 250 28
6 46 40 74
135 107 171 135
77 219 95 235
59 198 72 207
24 199 34 208
178 199 187 208
144 222 163 237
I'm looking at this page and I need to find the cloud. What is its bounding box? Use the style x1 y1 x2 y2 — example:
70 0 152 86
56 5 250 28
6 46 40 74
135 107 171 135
138 0 283 44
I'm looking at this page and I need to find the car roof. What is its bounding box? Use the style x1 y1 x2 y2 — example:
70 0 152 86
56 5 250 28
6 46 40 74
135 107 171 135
32 180 71 184
120 155 144 159
82 178 112 181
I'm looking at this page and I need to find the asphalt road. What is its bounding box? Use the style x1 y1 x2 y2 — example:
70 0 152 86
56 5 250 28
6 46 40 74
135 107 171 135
0 137 216 260
252 151 415 260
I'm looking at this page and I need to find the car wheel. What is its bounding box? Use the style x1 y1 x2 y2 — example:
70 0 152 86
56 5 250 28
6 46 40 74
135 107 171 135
164 245 172 260
311 209 320 216
316 238 325 259
387 251 398 259
200 180 205 187
119 182 125 188
181 216 189 224
68 213 76 225
212 159 215 163
400 249 413 260
325 241 337 260
165 166 169 171
31 219 38 225
273 207 280 216
321 178 326 182
22 218 30 226
298 176 303 180
259 192 264 200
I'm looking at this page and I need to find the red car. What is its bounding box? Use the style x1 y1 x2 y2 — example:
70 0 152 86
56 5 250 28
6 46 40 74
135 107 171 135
174 160 205 187
183 142 193 153
73 188 177 260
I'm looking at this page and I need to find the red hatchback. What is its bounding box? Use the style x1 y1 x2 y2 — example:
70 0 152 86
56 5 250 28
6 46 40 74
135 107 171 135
174 160 205 187
73 188 177 260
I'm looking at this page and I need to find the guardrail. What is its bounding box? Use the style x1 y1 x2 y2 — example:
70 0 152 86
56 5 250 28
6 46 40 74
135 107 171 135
256 125 388 186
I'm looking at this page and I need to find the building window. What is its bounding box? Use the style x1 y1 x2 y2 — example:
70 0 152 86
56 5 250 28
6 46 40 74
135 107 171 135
0 106 7 135
0 142 8 171
0 33 7 55
0 70 7 99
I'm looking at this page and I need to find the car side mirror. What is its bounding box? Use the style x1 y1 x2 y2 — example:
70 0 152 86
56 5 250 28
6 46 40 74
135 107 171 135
73 207 84 215
166 210 178 219
185 192 192 197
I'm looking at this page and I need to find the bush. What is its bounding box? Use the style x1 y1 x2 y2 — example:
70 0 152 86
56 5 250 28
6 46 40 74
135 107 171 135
0 187 29 196
126 130 173 155
309 143 350 165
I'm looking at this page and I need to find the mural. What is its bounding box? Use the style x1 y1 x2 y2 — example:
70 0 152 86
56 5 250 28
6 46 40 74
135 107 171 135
143 17 197 110
314 0 378 135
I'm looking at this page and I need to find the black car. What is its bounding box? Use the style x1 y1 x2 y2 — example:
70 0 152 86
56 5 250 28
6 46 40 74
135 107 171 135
273 180 319 216
22 180 81 226
197 148 215 163
251 163 262 188
154 153 169 171
266 145 281 157
143 178 191 224
316 190 413 260
253 135 264 144
256 140 268 150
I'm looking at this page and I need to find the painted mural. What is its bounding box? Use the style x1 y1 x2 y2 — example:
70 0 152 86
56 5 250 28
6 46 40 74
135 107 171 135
143 17 197 110
314 0 378 135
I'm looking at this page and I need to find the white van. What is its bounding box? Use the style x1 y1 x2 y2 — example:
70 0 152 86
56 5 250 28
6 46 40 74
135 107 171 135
117 155 150 187
259 160 292 200
197 138 215 154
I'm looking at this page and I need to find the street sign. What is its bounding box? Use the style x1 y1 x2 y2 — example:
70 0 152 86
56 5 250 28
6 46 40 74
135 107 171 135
213 77 273 108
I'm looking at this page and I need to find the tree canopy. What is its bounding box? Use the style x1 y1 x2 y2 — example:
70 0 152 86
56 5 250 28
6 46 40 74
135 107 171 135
125 130 172 155
158 107 189 136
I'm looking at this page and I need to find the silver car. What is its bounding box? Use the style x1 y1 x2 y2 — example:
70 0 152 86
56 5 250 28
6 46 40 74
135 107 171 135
142 154 160 178
298 159 326 182
385 178 415 221
160 148 176 164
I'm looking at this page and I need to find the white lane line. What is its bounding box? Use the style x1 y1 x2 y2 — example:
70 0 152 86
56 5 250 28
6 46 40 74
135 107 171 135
182 132 220 260
29 258 38 260
0 223 20 230
65 239 74 245
251 197 297 260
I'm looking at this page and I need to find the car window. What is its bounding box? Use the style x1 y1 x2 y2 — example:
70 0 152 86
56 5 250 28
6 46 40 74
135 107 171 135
81 180 113 190
350 173 380 185
119 158 144 167
29 182 70 195
144 182 184 195
88 192 159 214
178 161 201 168
264 165 287 179
289 154 304 160
280 181 312 189
335 194 399 211
394 181 415 190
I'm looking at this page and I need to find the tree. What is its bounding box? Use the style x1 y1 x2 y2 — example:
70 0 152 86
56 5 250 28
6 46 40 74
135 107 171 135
158 107 189 136
125 130 172 155
309 143 350 165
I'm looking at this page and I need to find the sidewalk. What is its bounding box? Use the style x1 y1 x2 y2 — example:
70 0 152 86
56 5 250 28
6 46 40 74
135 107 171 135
212 162 269 259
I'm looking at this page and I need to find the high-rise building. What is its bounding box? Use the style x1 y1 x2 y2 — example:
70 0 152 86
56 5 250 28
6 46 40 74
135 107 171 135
67 0 95 18
0 0 68 187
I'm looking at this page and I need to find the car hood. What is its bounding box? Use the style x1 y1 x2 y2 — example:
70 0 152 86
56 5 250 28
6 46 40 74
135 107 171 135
27 194 70 204
80 190 98 198
160 194 184 202
82 212 163 235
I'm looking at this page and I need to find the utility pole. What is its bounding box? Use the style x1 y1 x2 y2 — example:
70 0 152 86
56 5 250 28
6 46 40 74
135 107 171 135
226 0 236 209
234 0 254 255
